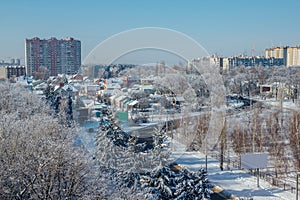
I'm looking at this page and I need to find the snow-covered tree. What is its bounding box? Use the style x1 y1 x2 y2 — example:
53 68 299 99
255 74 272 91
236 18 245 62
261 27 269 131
94 103 213 199
0 82 101 199
289 111 300 171
141 165 211 199
265 111 285 178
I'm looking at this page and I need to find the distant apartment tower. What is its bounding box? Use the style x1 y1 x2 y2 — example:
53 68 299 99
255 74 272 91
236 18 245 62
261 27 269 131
0 65 26 79
265 46 285 59
266 46 300 67
286 46 300 67
226 56 284 68
189 56 284 72
25 37 81 77
0 58 21 66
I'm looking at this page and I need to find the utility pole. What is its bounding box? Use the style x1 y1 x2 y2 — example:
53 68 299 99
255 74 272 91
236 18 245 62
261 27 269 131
257 168 260 188
205 128 208 172
297 173 299 200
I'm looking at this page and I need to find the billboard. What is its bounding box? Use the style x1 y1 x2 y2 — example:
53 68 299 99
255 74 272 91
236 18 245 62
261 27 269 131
241 153 268 169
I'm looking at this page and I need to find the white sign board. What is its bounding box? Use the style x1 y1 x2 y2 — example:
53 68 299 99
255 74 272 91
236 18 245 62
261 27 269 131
241 153 268 169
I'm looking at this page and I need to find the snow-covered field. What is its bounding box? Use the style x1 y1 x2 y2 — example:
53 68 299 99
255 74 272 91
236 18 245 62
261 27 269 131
262 98 300 111
171 146 296 200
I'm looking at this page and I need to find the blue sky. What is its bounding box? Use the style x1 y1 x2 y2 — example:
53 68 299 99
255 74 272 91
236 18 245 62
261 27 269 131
1 0 300 64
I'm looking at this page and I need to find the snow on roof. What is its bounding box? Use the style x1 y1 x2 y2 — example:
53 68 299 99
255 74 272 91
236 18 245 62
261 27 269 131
114 95 127 103
106 83 121 89
62 84 78 92
174 97 185 102
166 96 185 102
141 85 154 90
81 99 94 107
54 85 60 92
109 94 118 101
33 90 44 95
128 100 138 106
166 97 174 101
100 90 114 95
86 85 100 92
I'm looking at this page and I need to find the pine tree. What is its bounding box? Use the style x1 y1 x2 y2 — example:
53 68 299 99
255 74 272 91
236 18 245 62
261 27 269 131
44 83 51 100
66 93 73 121
219 120 227 171
141 165 211 199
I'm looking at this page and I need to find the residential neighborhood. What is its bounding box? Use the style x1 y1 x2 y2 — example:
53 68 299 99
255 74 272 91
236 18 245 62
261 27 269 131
1 1 300 199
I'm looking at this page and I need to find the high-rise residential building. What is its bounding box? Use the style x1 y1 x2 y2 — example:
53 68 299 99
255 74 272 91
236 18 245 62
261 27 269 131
265 46 300 67
225 56 284 69
25 37 81 77
265 46 285 59
0 65 26 79
189 55 284 72
286 46 300 67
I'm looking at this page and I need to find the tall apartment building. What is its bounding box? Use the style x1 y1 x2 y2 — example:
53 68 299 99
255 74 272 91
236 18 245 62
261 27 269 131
266 46 300 67
265 46 285 59
0 65 26 79
25 37 81 77
226 56 284 69
286 46 300 67
189 56 284 72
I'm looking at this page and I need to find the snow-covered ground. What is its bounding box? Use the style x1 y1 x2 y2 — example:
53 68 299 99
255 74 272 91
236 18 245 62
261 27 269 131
171 142 296 200
262 98 300 111
78 115 298 199
77 120 99 155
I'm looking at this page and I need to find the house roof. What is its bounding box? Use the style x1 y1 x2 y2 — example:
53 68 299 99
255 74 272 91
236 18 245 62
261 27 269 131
62 84 79 92
166 96 185 102
128 100 138 106
115 95 127 103
106 83 121 89
174 97 185 102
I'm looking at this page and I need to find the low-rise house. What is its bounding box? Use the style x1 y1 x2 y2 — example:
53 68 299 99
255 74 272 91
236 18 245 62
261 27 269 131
150 94 163 103
98 89 120 104
121 98 131 111
114 95 128 109
104 83 121 90
53 84 78 97
127 100 139 111
173 97 185 105
109 94 118 106
123 76 140 87
71 74 83 82
141 77 155 85
85 85 100 96
140 85 155 94
120 97 131 111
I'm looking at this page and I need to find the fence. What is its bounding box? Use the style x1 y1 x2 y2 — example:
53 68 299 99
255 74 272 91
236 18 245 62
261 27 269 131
208 152 299 198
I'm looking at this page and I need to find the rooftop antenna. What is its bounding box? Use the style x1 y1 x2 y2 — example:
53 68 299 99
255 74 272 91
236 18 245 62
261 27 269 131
251 46 255 57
